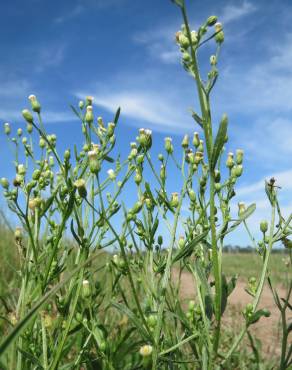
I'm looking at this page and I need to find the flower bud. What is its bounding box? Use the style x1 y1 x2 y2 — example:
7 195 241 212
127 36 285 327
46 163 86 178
210 55 217 66
88 150 100 173
107 122 115 137
234 165 243 177
79 100 84 110
188 189 196 202
14 227 23 242
137 154 144 164
206 15 218 27
134 169 142 185
214 22 224 43
107 169 116 181
4 122 11 135
226 152 234 169
214 169 221 182
85 96 94 107
74 178 87 198
191 30 198 44
22 137 27 145
82 280 91 299
28 197 42 211
188 300 195 311
194 151 203 164
157 235 163 245
182 52 191 62
17 164 26 176
28 94 41 113
39 137 46 148
238 202 246 217
178 236 185 249
236 149 244 165
164 137 173 154
17 128 23 137
260 220 268 234
139 344 153 357
139 128 152 149
178 33 189 49
170 192 179 208
192 132 200 147
85 105 94 124
198 140 204 153
32 169 41 180
22 109 33 123
132 200 143 214
1 177 9 189
181 134 189 148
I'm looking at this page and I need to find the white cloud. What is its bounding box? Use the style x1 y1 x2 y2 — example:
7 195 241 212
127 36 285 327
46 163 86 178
76 89 191 132
54 5 84 24
221 1 257 24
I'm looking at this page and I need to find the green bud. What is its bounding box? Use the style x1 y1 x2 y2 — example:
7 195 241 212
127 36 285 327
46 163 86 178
134 170 142 185
26 123 33 133
192 132 200 147
160 165 166 181
188 189 196 202
236 149 244 165
157 235 163 245
170 192 179 208
226 152 234 169
39 137 46 148
215 23 224 44
82 280 91 299
32 169 41 180
164 137 173 154
181 134 189 148
4 122 11 135
79 100 84 110
74 179 87 198
0 178 9 189
178 236 185 249
85 106 94 123
64 150 70 160
28 95 41 113
260 220 268 234
17 128 23 137
210 55 217 66
206 15 218 27
234 165 243 177
238 202 246 217
22 109 33 123
137 154 144 164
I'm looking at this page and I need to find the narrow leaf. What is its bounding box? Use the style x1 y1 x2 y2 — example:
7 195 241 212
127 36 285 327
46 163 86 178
211 114 228 170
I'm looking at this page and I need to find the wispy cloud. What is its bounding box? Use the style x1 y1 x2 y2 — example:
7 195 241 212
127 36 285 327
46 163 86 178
54 4 84 24
35 44 66 72
76 89 191 132
221 1 257 24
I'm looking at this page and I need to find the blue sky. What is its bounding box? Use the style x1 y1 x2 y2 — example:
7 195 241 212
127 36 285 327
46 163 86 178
0 0 292 245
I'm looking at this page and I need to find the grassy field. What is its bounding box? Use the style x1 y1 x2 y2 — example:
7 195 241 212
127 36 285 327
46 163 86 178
222 251 290 285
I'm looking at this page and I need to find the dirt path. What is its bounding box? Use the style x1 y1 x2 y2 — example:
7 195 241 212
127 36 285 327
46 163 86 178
172 269 291 358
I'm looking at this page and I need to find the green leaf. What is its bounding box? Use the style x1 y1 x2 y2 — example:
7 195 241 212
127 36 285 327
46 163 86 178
227 275 237 296
191 110 203 128
211 114 228 170
113 107 121 125
172 230 209 263
221 274 228 315
111 302 151 342
239 203 256 221
0 254 99 356
70 104 83 121
249 309 270 324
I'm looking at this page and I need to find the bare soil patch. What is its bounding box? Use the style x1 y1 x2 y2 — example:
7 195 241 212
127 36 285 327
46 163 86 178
172 269 291 358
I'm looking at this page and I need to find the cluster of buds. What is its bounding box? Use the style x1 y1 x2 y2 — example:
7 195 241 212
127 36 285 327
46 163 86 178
138 128 152 150
28 197 42 212
247 277 257 296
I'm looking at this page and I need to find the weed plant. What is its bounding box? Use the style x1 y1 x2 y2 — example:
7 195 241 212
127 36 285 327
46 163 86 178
0 1 291 369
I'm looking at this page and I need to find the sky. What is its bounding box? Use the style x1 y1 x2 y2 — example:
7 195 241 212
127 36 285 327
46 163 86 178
0 0 291 246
